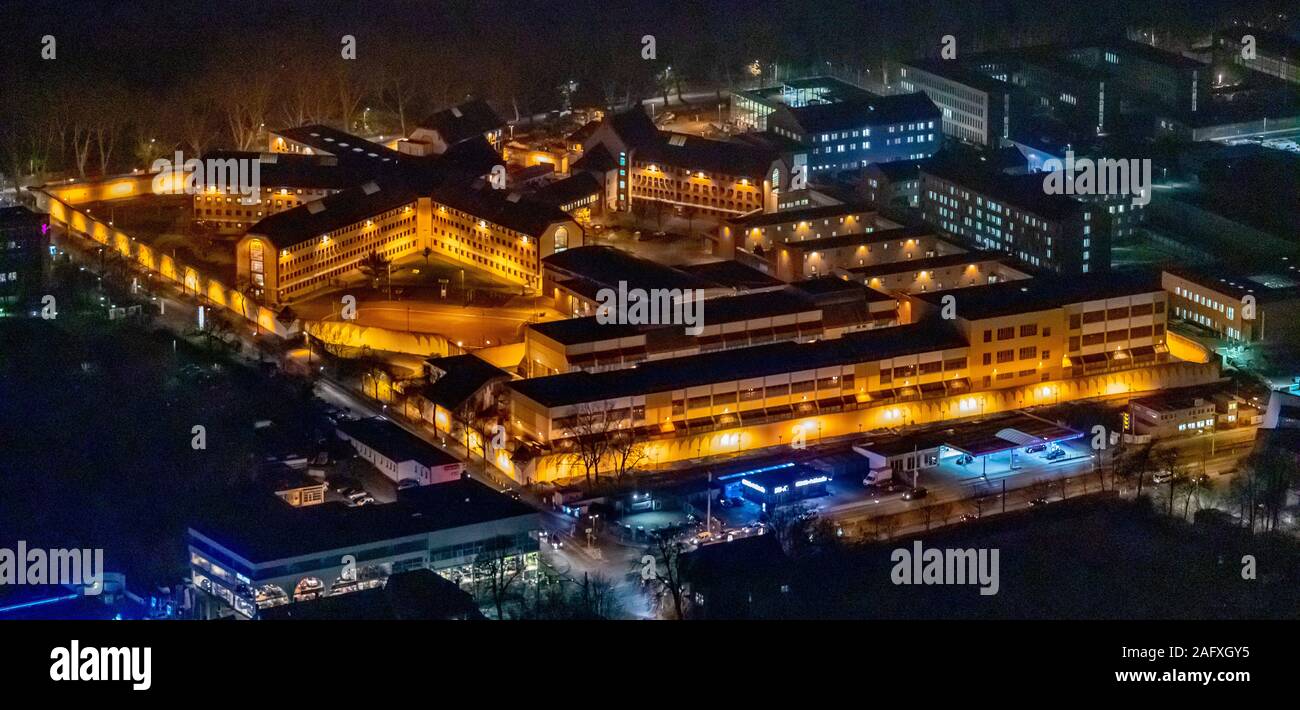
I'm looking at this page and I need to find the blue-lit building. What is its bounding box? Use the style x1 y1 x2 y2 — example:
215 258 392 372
766 93 943 176
724 462 830 511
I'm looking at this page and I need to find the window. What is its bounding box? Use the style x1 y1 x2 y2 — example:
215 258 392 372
1019 324 1038 337
996 327 1015 340
996 350 1015 364
1019 346 1037 360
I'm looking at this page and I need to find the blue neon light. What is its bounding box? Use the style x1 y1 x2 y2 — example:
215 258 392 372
718 462 795 482
0 593 80 614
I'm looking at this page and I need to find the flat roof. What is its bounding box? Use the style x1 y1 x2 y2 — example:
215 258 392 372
337 417 461 468
508 320 966 408
914 269 1162 320
779 93 940 133
726 201 877 228
921 157 1087 221
778 225 936 252
858 411 1082 458
528 287 820 345
901 58 1013 95
543 246 716 292
737 462 830 491
189 479 537 564
848 251 1011 279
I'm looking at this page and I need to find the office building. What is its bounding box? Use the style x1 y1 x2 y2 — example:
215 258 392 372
0 206 48 313
920 157 1106 274
764 92 943 175
895 60 1013 146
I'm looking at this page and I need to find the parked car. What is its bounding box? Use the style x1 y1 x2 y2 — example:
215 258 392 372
1044 448 1067 461
1025 444 1048 454
396 478 421 490
902 487 928 501
956 454 974 465
344 489 370 502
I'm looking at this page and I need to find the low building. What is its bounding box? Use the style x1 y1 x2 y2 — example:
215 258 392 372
731 462 830 511
258 569 483 620
847 251 1032 295
764 92 943 175
187 479 539 617
768 225 959 282
336 416 464 486
717 201 891 260
1129 392 1219 438
861 160 925 209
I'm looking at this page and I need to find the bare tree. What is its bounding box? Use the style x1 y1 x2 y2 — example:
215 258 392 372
643 532 689 620
472 535 527 619
559 402 621 486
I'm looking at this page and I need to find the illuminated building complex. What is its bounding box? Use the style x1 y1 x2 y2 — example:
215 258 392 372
505 271 1219 481
578 107 787 217
237 178 580 303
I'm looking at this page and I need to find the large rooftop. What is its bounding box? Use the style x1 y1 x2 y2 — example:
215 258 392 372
509 320 966 408
189 479 536 564
914 269 1163 320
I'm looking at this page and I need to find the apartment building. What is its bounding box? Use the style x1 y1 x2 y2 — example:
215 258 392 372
920 157 1106 275
191 151 364 233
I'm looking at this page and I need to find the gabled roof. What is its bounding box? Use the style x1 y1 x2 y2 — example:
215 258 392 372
532 173 603 207
337 417 461 468
571 143 618 172
420 354 510 412
419 99 504 145
202 150 373 190
604 106 663 149
272 125 407 165
636 134 778 179
248 177 418 249
430 185 573 237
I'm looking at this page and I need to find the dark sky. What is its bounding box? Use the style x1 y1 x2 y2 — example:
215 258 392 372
0 0 1290 108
